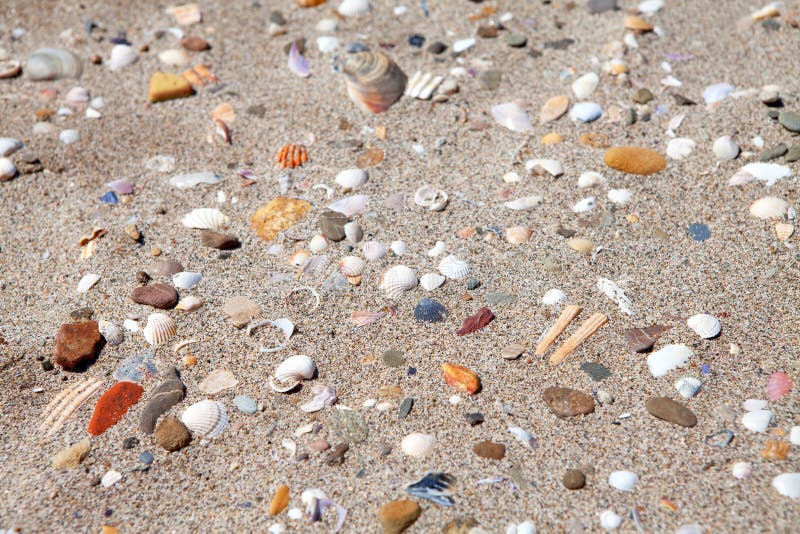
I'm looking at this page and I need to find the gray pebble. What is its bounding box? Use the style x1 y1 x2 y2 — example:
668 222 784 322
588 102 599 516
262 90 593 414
778 111 800 132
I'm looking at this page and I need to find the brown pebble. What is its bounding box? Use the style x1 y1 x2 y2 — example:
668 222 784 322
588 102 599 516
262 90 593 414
154 416 192 452
124 224 141 241
268 484 290 515
442 516 480 534
542 387 595 417
326 442 349 466
181 35 211 51
131 283 178 309
604 146 667 175
53 321 105 371
562 469 586 490
645 397 697 427
472 440 506 460
307 439 331 452
477 25 499 38
201 230 240 250
150 247 162 256
377 500 421 534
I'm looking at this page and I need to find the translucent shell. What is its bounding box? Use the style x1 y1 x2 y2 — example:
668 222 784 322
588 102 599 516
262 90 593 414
142 313 177 347
180 400 228 439
342 52 407 114
379 265 418 298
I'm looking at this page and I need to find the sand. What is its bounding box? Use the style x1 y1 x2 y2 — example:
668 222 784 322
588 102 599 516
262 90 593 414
1 0 799 532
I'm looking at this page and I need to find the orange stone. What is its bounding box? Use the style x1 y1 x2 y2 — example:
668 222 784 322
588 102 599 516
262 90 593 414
268 484 290 516
251 197 311 241
604 146 667 175
87 382 144 436
442 363 481 394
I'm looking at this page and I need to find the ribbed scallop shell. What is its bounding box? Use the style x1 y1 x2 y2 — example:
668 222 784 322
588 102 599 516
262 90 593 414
27 48 83 80
686 313 721 339
342 52 406 114
414 185 449 211
180 400 228 439
181 208 229 231
413 298 447 322
339 256 366 276
379 265 418 298
438 255 470 279
98 320 124 346
400 432 435 458
419 273 445 291
775 223 794 241
337 0 371 17
142 313 177 347
674 376 701 399
274 355 316 382
363 240 386 261
335 168 368 190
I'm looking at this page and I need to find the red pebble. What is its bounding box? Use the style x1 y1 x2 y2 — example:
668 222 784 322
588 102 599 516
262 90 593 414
87 382 144 436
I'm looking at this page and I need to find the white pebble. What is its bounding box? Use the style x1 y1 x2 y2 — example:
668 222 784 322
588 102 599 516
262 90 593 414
572 197 595 213
608 470 638 491
59 129 80 144
600 510 622 531
608 188 632 204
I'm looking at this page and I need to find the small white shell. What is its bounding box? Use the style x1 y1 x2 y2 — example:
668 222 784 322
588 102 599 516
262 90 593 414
572 72 599 100
337 0 371 16
686 313 721 338
791 426 800 445
400 432 435 458
101 470 122 488
608 189 632 204
142 313 177 347
65 86 89 107
309 234 329 253
504 195 543 211
666 137 696 159
198 369 238 395
338 256 366 277
491 102 533 132
76 273 100 293
414 185 449 211
317 36 340 53
109 44 137 71
328 195 369 217
274 355 316 382
335 168 368 190
181 399 228 438
427 241 446 257
379 265 418 298
578 171 606 189
175 295 203 311
420 272 445 291
713 135 739 160
59 129 80 144
363 240 387 261
390 240 409 255
0 138 24 158
123 319 139 332
158 48 189 67
731 461 752 479
734 163 793 187
569 102 602 123
743 399 768 411
750 197 788 219
525 158 563 177
772 473 800 499
181 208 229 230
608 470 638 492
647 344 692 377
741 409 773 433
674 376 701 399
541 288 565 306
172 271 202 290
572 197 595 213
438 255 470 279
98 320 123 346
600 510 622 531
344 221 363 244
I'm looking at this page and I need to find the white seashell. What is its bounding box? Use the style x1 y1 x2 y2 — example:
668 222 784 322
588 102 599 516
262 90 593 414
158 48 189 67
98 320 124 346
743 399 768 411
572 197 595 213
390 240 408 256
525 158 563 177
750 196 788 219
337 0 371 16
427 241 446 257
572 72 599 100
76 273 100 293
420 272 445 291
33 123 57 136
734 163 793 187
647 344 692 377
608 188 632 204
438 255 470 279
752 136 765 148
379 265 418 298
269 376 301 393
400 432 435 458
338 256 366 276
686 313 721 338
491 102 533 132
713 136 739 160
596 278 634 316
639 0 664 15
674 376 701 399
703 83 734 105
26 48 83 80
453 38 476 53
741 409 773 433
414 185 449 211
363 240 386 261
600 510 622 531
730 171 756 186
169 172 224 189
309 234 329 253
86 108 101 119
504 195 543 211
503 171 520 183
0 138 23 157
142 313 177 347
577 171 606 189
791 426 800 445
316 36 340 53
101 470 122 488
505 226 532 245
405 71 444 100
181 208 229 230
172 271 202 290
731 461 752 480
506 520 537 534
608 470 638 491
542 288 565 306
772 473 800 499
316 18 339 32
59 129 80 144
328 195 369 217
344 222 363 244
181 399 228 438
199 369 238 395
175 295 203 311
65 86 89 107
109 44 137 71
569 102 602 123
300 384 338 413
666 137 696 159
274 355 316 382
623 32 639 48
335 168 368 190
752 2 782 21
123 319 139 332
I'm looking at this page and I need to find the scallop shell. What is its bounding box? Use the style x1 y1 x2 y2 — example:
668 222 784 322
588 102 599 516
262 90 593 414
98 320 124 346
578 171 606 189
741 409 773 433
289 250 312 268
274 355 316 382
405 71 444 100
339 256 366 277
180 400 228 438
76 273 100 293
175 295 203 311
108 44 138 71
750 197 788 219
344 221 363 244
172 271 202 290
142 313 177 347
505 226 532 244
775 223 794 241
413 298 447 323
674 376 701 399
337 0 371 17
379 265 418 298
731 461 752 480
438 255 470 279
309 234 329 253
27 48 83 80
504 195 543 211
608 470 638 492
686 313 721 338
772 473 800 499
363 240 386 261
420 272 445 291
400 432 435 458
335 168 368 190
414 185 449 211
390 240 408 256
767 372 792 401
199 369 238 395
342 52 407 114
181 208 229 230
713 135 740 160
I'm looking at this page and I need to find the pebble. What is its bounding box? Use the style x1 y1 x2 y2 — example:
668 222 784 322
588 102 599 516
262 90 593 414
155 416 192 452
319 209 350 241
398 398 414 420
579 362 611 381
138 451 154 465
687 223 710 242
329 410 369 443
778 111 800 132
786 144 800 162
59 129 80 144
201 230 240 250
472 440 506 460
427 41 446 54
442 517 479 534
632 88 654 104
465 412 484 426
562 469 586 490
587 0 618 14
52 438 91 469
122 437 139 450
181 35 210 51
505 34 527 48
325 443 349 466
465 278 480 290
542 387 595 417
759 144 788 162
569 102 602 123
478 69 502 91
382 349 405 367
500 343 525 360
408 34 425 48
377 500 421 534
308 439 330 452
148 259 184 276
268 485 290 516
604 146 667 175
645 397 698 427
477 26 498 39
53 320 105 371
131 283 179 309
140 366 186 434
88 382 144 436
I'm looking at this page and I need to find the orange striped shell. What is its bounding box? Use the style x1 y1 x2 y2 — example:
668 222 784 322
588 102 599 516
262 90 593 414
276 144 308 169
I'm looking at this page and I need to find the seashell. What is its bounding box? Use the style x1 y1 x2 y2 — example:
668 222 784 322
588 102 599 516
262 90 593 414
674 377 702 399
666 137 696 159
142 313 177 347
686 313 721 338
761 440 789 461
438 255 470 279
572 197 595 213
342 52 406 114
98 320 124 346
276 144 308 169
101 470 122 488
300 384 338 413
599 510 622 530
317 36 340 53
647 344 692 377
76 273 100 293
453 38 475 53
772 473 800 499
390 240 408 256
420 273 445 291
414 185 449 211
540 95 569 123
607 188 632 204
181 399 227 438
541 288 565 306
569 102 602 123
60 129 80 144
491 102 533 132
572 72 599 100
0 138 23 158
363 240 386 261
274 355 316 382
234 395 258 415
505 226 532 244
608 470 638 492
567 237 594 254
309 234 329 253
351 309 384 327
703 83 734 105
269 376 301 393
550 312 607 366
405 71 444 100
578 171 606 189
750 196 788 219
109 44 138 71
40 379 102 437
335 168 368 190
413 298 447 322
713 135 739 160
168 3 202 25
739 163 793 187
405 472 455 506
288 42 310 78
158 48 189 67
106 179 134 194
427 241 446 257
172 271 202 290
775 223 794 241
337 0 371 16
752 2 781 21
344 221 363 244
525 158 563 177
743 399 768 411
199 369 238 395
741 409 773 432
328 194 369 217
289 250 312 268
400 432 435 458
767 372 792 401
0 60 22 79
175 295 203 311
65 86 89 107
123 319 139 332
181 207 229 230
339 256 366 276
379 265 418 298
27 48 83 80
535 305 581 355
596 277 634 315
169 171 224 189
299 0 326 6
791 426 800 446
731 461 752 479
504 195 543 211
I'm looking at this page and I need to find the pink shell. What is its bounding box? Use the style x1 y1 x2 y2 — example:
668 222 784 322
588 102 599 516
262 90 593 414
767 372 792 401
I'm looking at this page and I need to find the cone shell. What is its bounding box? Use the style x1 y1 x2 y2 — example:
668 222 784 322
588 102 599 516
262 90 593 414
180 399 228 438
363 240 386 261
274 355 316 381
342 52 407 114
339 256 366 276
27 48 83 80
98 320 124 346
181 208 229 231
438 255 470 279
142 313 177 347
379 265 418 298
419 272 445 291
400 432 435 458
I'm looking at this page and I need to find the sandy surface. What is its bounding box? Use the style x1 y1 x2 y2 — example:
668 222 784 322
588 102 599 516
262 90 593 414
1 0 799 532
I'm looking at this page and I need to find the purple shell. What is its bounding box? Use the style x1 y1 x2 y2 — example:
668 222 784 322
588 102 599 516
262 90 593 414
288 42 310 78
106 179 135 194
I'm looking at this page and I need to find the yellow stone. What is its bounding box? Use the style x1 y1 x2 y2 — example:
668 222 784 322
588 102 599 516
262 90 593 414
540 132 563 145
148 72 194 103
604 146 666 175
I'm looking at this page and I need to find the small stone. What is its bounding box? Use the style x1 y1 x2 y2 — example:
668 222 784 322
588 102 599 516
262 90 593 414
672 93 696 106
319 209 350 241
69 307 93 321
155 416 192 452
131 283 178 309
767 109 780 120
329 409 369 443
222 296 260 328
150 247 162 256
478 69 502 91
138 451 154 465
269 10 286 25
247 104 266 117
122 437 139 450
201 230 240 249
556 226 576 238
500 343 525 360
472 440 505 460
542 387 595 417
87 382 144 436
645 397 698 427
308 439 330 452
465 412 484 426
382 349 405 368
785 144 800 162
52 438 91 469
139 366 185 434
687 223 710 242
181 35 210 51
632 88 654 104
398 397 414 420
760 143 788 162
41 359 54 372
148 259 184 276
269 484 290 516
326 442 349 466
148 72 193 103
778 111 800 132
465 278 480 290
586 0 617 14
123 224 141 241
477 25 498 38
505 34 527 47
53 321 105 371
604 146 667 175
136 271 151 285
377 500 421 534
442 517 479 534
579 362 611 381
408 34 425 48
427 41 447 54
562 469 586 490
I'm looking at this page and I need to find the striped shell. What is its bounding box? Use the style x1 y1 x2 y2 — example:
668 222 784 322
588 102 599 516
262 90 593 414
342 52 407 114
775 223 794 241
98 320 124 346
363 240 386 261
413 298 447 322
438 255 470 279
27 48 83 80
400 432 435 458
339 256 366 276
335 168 368 190
142 313 177 347
276 144 308 169
181 208 229 231
274 355 316 382
379 265 418 298
674 376 702 399
180 400 228 439
419 272 445 291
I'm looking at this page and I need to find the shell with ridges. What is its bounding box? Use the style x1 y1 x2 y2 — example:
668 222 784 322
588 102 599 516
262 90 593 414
379 265 418 298
181 208 229 230
400 432 435 458
775 223 794 241
180 399 228 438
98 320 124 346
142 313 177 347
339 256 366 276
342 51 406 114
363 240 386 261
413 298 447 322
674 376 701 399
274 355 316 382
438 255 470 279
506 226 532 244
419 272 445 291
337 0 371 16
27 48 83 80
686 313 721 339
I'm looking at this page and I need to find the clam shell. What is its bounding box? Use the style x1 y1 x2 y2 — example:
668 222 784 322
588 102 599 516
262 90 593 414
175 295 203 311
65 87 89 107
525 158 563 177
741 409 773 433
750 196 788 219
181 399 228 438
413 298 447 322
647 344 692 377
541 288 565 305
172 271 202 290
309 234 329 253
420 273 445 291
400 432 435 458
181 208 229 230
199 369 238 395
600 510 622 530
686 313 721 338
338 256 366 277
0 60 22 79
735 163 793 187
344 221 363 244
337 0 371 16
572 72 599 100
274 355 316 382
342 52 406 113
405 71 444 100
27 48 83 80
335 168 368 190
775 223 794 241
608 470 638 492
76 273 100 293
731 461 752 479
504 195 543 211
0 138 24 158
608 188 632 204
289 250 312 268
328 194 369 217
109 44 138 71
505 226 532 244
438 255 470 279
363 240 386 261
234 395 258 415
390 240 408 256
169 172 224 189
674 376 701 399
713 135 739 160
540 95 569 123
666 137 696 159
142 313 177 347
578 171 606 189
414 185 449 211
379 265 418 298
772 473 800 499
268 376 301 393
98 320 124 346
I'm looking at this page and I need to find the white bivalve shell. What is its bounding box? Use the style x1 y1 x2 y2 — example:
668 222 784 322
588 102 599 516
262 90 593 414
414 185 449 211
344 222 363 244
338 256 366 277
504 195 543 211
742 409 773 433
772 473 800 499
713 135 739 160
608 189 632 204
600 510 622 531
525 158 563 177
731 461 752 480
337 0 371 17
379 265 418 298
181 400 228 438
0 138 24 157
274 355 316 382
674 376 701 399
390 240 408 255
335 168 368 190
175 295 203 311
686 313 721 338
109 44 138 71
420 272 445 291
647 344 692 377
572 72 599 99
181 208 229 230
542 288 566 305
608 470 638 491
749 197 788 219
98 320 124 346
172 271 202 290
666 137 696 159
427 241 446 256
142 313 177 347
363 240 386 261
76 273 101 293
309 234 329 253
400 432 435 458
438 255 470 279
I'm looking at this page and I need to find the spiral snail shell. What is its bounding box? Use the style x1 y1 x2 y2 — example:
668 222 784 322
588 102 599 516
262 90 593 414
341 52 407 114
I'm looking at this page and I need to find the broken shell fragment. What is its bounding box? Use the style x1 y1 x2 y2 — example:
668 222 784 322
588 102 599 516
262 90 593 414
674 377 702 399
647 344 692 377
505 226 532 244
342 51 406 114
550 313 608 366
491 102 533 132
27 48 83 80
535 305 582 355
540 95 569 123
419 272 445 291
414 185 449 211
276 144 308 169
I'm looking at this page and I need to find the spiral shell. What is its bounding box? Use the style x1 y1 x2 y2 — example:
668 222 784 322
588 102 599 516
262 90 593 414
339 256 366 277
98 320 124 346
181 208 229 231
363 240 386 261
181 400 228 439
142 313 177 347
274 355 316 382
438 255 470 279
27 48 83 81
379 265 418 298
342 52 407 114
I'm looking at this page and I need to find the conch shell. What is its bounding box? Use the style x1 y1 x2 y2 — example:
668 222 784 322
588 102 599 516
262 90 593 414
342 52 407 114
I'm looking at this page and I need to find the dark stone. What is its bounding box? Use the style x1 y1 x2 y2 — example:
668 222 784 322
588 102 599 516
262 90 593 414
41 359 54 371
645 397 697 427
154 417 192 452
139 366 186 434
586 0 617 14
465 412 484 426
408 34 425 47
283 38 305 55
543 38 574 50
53 321 105 371
136 271 151 285
760 144 788 162
122 437 139 450
556 226 576 238
131 283 178 309
201 230 240 250
319 209 349 241
687 223 710 242
562 469 586 489
269 10 286 25
542 387 595 417
477 25 499 38
767 109 780 120
326 443 349 466
785 144 800 162
632 88 654 104
465 278 480 290
778 111 800 132
399 398 414 420
427 41 447 54
579 362 611 381
69 307 93 321
672 93 696 106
